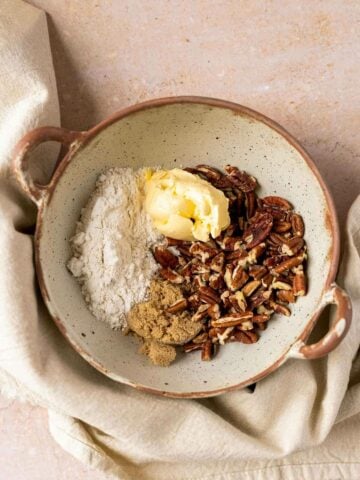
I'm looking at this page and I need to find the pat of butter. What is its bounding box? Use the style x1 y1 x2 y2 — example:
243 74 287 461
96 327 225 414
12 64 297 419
144 169 230 242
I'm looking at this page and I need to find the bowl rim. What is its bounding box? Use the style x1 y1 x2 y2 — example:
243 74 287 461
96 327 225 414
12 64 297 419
36 96 340 398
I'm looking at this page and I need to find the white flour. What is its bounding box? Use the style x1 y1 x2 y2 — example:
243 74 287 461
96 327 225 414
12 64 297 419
67 168 161 329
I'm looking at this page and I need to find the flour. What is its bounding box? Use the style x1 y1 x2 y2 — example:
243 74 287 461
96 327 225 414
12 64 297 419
67 168 161 329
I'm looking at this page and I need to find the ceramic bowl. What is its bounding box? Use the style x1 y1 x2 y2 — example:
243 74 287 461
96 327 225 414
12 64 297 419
12 97 352 398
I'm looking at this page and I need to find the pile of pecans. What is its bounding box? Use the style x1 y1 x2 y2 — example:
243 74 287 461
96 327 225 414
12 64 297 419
152 165 307 361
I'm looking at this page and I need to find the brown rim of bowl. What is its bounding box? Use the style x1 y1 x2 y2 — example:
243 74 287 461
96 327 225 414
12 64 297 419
36 96 340 398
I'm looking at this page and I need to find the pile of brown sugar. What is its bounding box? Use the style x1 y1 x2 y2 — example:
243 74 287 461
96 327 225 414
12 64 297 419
127 279 202 366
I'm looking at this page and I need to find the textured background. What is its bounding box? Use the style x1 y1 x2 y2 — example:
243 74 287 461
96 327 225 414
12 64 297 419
1 0 359 478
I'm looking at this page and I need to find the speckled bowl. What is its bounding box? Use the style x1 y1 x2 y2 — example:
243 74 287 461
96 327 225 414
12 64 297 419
12 97 352 398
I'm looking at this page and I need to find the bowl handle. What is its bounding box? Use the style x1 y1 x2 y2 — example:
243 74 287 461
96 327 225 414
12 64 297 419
289 283 352 359
12 126 84 206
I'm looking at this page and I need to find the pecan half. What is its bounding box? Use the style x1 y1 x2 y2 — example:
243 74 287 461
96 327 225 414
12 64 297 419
291 213 305 237
225 165 257 192
271 253 304 275
243 213 273 249
262 196 293 211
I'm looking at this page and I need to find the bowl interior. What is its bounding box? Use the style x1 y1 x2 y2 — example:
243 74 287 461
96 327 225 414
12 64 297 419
38 101 333 396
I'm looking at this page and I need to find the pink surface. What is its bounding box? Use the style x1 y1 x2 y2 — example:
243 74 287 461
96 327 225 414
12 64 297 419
2 0 360 478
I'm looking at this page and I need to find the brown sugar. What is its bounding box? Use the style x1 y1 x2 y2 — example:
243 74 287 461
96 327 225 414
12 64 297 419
139 340 176 367
127 279 202 366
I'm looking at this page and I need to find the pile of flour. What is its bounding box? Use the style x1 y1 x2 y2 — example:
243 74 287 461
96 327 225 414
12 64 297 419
67 168 161 329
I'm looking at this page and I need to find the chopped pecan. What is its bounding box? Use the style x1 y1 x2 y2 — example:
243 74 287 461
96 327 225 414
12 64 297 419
209 252 225 272
165 237 190 247
220 290 232 308
225 165 257 192
216 327 235 345
249 265 268 280
184 342 203 353
224 264 249 291
271 279 292 290
293 267 307 296
166 298 188 314
229 290 247 312
211 312 253 328
193 275 207 289
249 289 272 309
269 300 291 316
207 303 221 320
191 261 211 275
217 236 243 251
280 237 304 256
189 242 219 262
261 273 274 288
201 340 215 361
191 303 210 322
229 330 259 344
291 213 305 237
159 268 184 284
277 290 296 303
242 280 261 297
271 253 304 275
252 314 270 324
153 246 179 269
188 293 201 309
209 272 225 290
192 332 209 344
198 286 221 304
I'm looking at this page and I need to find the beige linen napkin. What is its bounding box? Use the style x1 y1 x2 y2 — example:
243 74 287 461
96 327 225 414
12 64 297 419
1 2 360 479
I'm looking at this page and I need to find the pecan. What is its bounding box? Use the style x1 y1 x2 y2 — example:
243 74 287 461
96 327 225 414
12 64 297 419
263 255 290 268
238 320 254 331
248 289 272 309
226 248 248 262
224 264 249 291
249 265 268 280
165 237 190 247
293 267 307 296
252 314 270 323
229 330 259 344
220 290 232 308
291 213 305 237
194 164 222 181
198 286 221 304
217 236 243 251
188 293 201 309
193 275 207 289
211 312 253 328
184 343 203 353
178 260 193 279
229 290 247 312
209 272 225 290
207 303 221 320
245 191 257 219
191 303 210 322
271 253 304 275
191 261 211 275
247 243 266 264
273 221 292 233
225 165 257 192
280 237 304 256
261 273 274 288
223 223 238 237
262 196 293 211
243 212 273 249
192 332 209 344
271 280 292 290
209 252 225 272
159 268 184 284
153 246 179 269
201 340 215 361
189 242 219 262
166 298 188 314
261 205 287 221
242 280 261 297
257 304 274 315
277 290 296 303
269 300 291 316
216 327 235 345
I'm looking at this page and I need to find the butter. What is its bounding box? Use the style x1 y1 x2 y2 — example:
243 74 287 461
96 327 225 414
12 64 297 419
144 169 230 242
